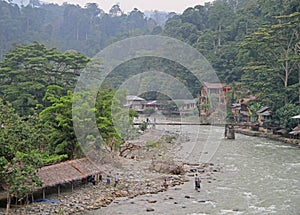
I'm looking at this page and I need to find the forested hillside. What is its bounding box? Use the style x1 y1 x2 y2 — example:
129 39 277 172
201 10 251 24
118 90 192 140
163 0 300 114
0 0 165 58
1 0 300 140
1 0 299 111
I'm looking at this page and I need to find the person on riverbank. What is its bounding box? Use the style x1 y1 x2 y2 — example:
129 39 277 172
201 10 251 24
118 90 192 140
194 174 201 191
114 173 119 187
162 178 168 189
98 171 102 183
87 175 95 185
106 174 111 186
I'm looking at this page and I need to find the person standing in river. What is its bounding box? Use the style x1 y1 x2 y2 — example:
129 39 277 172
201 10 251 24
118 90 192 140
194 174 201 191
162 178 168 189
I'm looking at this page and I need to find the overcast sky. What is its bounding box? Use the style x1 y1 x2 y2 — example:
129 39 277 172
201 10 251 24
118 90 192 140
44 0 213 13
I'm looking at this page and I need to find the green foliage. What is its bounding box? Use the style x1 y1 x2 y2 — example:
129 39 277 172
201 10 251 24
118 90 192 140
40 153 68 165
0 2 158 59
240 11 300 108
40 86 82 159
139 121 148 131
225 112 235 123
248 101 263 116
40 86 135 155
275 104 300 131
162 0 300 114
104 57 201 99
0 99 43 205
4 151 43 197
165 135 176 143
95 88 123 148
0 4 300 211
0 43 89 115
0 100 45 159
146 140 161 148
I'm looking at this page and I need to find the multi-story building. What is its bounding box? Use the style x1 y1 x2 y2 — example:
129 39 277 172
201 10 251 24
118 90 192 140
199 82 231 116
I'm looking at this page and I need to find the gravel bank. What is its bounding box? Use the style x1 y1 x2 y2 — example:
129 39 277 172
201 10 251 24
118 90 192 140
1 129 221 215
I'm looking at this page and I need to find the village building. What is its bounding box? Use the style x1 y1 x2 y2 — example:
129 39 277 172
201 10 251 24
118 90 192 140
0 158 101 202
199 82 231 116
174 99 198 115
256 106 271 125
124 95 146 113
231 96 258 123
289 118 300 137
125 96 197 116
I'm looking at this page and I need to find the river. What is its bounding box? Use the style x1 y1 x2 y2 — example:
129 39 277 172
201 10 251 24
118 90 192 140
89 125 300 215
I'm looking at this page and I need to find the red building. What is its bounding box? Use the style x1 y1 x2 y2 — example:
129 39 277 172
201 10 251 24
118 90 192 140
199 82 231 116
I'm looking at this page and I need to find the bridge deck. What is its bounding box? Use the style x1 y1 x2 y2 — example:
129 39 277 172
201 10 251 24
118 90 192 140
133 122 261 127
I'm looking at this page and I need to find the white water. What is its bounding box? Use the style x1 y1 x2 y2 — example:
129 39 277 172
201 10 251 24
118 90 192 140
89 125 300 215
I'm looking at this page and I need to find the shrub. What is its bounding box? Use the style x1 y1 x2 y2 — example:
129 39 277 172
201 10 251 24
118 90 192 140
139 121 148 131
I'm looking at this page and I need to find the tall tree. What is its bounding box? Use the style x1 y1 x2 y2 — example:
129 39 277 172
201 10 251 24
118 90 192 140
40 85 81 159
0 42 89 115
240 12 300 107
0 99 43 214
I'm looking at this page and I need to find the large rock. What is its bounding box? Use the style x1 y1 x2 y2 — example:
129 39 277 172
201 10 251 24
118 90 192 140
149 160 185 175
146 207 155 212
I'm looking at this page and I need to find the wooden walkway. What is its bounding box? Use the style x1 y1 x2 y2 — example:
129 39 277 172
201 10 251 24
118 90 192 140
133 122 261 126
133 122 210 126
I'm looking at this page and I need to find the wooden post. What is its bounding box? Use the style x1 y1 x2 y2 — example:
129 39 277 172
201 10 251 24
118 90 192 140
225 124 235 139
71 182 74 192
57 185 60 196
6 192 11 215
42 188 45 199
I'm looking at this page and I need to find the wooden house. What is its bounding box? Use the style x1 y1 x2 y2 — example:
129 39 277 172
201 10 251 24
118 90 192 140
125 95 146 113
256 106 271 125
231 96 258 122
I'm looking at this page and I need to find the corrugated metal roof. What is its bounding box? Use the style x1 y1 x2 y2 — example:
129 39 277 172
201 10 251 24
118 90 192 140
126 95 145 101
257 106 270 114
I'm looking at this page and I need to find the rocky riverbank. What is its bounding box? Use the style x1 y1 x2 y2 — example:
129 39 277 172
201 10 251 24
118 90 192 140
1 129 221 215
235 127 300 146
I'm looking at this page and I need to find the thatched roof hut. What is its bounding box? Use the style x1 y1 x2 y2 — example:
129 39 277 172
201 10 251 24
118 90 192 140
38 158 100 188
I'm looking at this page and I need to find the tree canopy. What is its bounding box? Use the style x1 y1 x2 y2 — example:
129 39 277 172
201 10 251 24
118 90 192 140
1 0 300 211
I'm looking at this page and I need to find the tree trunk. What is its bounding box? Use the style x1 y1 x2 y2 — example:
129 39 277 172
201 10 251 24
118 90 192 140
285 61 289 104
218 24 222 47
294 30 300 104
298 63 300 104
76 23 79 41
6 193 11 215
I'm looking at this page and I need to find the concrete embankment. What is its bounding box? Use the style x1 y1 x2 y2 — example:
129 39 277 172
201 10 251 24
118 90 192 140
235 127 300 146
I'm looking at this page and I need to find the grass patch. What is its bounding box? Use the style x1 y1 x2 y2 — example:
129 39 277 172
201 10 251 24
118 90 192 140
146 140 161 148
165 135 177 143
